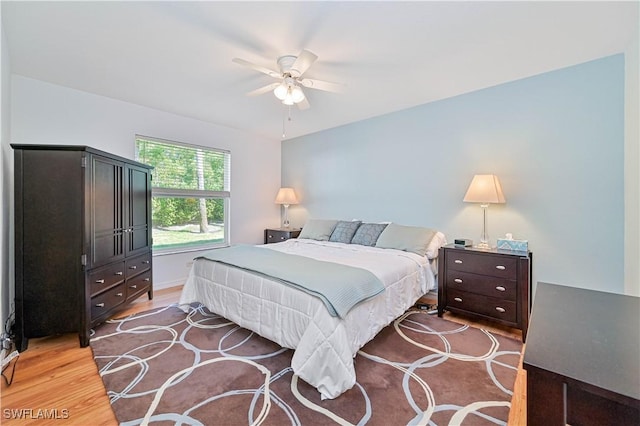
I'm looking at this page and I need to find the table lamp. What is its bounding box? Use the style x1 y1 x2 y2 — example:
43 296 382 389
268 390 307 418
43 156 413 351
463 174 506 249
274 187 298 228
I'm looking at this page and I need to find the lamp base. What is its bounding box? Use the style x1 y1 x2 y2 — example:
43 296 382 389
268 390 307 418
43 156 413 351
282 204 290 228
475 204 491 249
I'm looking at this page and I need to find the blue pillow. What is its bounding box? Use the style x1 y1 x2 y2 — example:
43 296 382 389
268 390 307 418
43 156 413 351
351 223 388 246
329 221 362 243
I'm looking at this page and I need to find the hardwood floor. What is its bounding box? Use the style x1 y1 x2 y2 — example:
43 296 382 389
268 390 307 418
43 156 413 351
1 287 178 425
1 287 527 425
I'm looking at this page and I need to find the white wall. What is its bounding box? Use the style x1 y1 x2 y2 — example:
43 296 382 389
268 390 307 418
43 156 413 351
1 14 12 335
624 19 640 296
10 75 282 289
283 55 627 295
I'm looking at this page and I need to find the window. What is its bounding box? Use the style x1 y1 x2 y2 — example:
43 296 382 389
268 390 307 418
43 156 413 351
135 135 230 254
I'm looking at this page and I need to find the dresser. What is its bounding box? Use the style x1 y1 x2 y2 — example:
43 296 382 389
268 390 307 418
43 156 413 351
264 228 301 244
524 283 639 425
12 144 154 351
437 244 531 341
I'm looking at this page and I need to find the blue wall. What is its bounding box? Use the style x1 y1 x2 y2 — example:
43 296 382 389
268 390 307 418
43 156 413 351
282 54 625 294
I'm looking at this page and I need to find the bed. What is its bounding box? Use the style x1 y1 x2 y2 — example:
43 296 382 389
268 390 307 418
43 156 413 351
179 221 445 399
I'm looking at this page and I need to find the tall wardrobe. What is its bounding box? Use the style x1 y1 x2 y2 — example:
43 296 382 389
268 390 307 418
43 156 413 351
12 145 154 351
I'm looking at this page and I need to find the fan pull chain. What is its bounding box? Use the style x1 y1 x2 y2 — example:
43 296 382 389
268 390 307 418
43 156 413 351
282 105 293 138
282 107 286 138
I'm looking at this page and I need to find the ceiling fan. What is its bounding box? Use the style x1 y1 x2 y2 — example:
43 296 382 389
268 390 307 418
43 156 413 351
232 49 342 110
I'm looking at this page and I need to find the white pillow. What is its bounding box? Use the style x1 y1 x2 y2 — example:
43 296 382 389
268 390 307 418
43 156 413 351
425 231 447 259
375 223 436 257
298 219 338 241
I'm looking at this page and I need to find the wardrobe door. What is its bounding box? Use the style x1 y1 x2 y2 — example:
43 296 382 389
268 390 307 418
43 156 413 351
91 155 125 268
124 164 152 257
13 148 84 351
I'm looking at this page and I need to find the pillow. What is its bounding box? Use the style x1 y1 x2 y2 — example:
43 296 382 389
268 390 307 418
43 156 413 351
375 223 437 257
298 219 338 241
351 223 388 246
329 220 362 243
425 231 447 259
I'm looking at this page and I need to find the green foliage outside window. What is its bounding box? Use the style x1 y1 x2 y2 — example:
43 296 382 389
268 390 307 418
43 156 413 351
135 136 230 251
151 197 223 228
136 137 229 229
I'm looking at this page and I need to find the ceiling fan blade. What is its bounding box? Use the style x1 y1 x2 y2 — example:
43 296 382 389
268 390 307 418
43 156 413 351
232 58 281 79
246 82 280 96
299 78 343 93
297 97 311 110
290 49 318 77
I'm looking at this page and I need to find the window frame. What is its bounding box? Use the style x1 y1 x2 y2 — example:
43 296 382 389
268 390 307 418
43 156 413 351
135 134 231 255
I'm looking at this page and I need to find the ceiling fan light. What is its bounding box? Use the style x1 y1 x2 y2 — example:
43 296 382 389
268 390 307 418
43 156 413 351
273 83 288 100
282 86 295 105
291 86 305 103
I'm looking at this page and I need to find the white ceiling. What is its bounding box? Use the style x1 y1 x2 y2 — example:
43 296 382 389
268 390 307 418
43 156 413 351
2 1 638 141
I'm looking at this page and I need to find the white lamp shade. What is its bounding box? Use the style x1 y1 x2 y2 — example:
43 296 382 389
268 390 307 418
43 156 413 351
291 86 305 103
463 174 506 204
274 187 298 205
273 83 288 100
282 87 295 105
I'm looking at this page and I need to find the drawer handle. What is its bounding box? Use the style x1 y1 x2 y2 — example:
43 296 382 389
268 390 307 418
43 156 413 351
495 286 506 292
496 265 506 270
454 297 463 302
280 236 285 240
454 278 463 283
115 271 123 276
130 285 137 289
268 235 273 239
116 292 123 297
95 303 105 308
454 259 463 264
129 265 137 270
144 278 150 282
495 307 506 313
142 260 150 264
95 279 105 284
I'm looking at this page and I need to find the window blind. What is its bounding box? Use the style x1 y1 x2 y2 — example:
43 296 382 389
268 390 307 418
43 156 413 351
135 136 230 197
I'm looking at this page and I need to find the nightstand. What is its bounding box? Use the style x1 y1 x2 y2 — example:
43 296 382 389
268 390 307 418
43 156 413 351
437 244 532 341
264 228 301 244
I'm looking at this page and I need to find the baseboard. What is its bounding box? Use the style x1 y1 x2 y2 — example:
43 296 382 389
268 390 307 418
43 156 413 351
153 279 185 291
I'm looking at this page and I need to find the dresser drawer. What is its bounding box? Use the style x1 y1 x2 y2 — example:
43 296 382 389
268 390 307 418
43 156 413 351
125 252 152 278
446 251 517 280
88 261 125 296
126 270 152 300
447 289 517 323
265 229 300 244
446 271 517 301
91 282 126 321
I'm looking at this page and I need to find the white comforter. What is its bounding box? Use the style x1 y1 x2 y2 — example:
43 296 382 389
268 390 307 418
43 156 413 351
179 239 434 399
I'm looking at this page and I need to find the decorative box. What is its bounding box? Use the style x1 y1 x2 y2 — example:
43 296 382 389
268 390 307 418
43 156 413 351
497 238 528 252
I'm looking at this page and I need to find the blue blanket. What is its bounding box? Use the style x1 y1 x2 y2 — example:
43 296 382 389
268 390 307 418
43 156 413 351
196 245 385 318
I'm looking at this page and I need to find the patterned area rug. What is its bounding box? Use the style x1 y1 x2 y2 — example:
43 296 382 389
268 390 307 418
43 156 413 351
91 304 522 425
